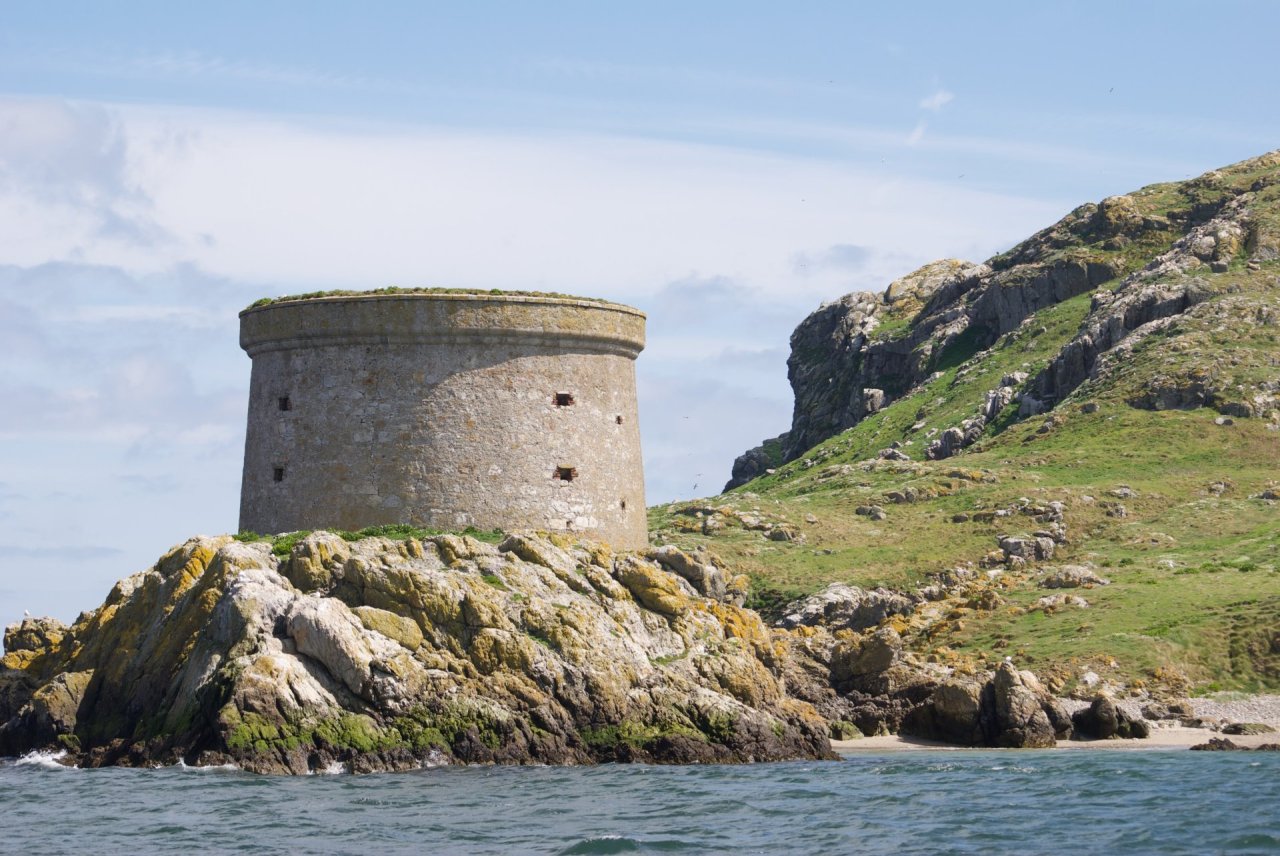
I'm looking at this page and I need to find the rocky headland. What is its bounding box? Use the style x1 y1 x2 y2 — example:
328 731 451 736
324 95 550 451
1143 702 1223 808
0 532 839 773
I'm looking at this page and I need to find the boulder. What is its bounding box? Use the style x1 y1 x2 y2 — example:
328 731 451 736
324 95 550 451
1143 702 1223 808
987 664 1057 748
1190 737 1245 751
999 535 1056 562
1071 694 1150 740
831 627 902 684
901 664 1068 747
902 679 986 745
777 583 914 632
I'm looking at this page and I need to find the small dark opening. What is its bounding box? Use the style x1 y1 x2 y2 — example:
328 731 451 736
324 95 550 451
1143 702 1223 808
554 466 577 482
620 499 627 510
615 415 623 425
278 396 291 411
554 392 575 407
273 466 285 482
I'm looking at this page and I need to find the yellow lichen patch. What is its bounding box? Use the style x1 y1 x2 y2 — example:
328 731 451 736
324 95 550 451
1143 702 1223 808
705 602 773 660
431 534 488 567
698 652 778 707
584 543 613 569
612 558 691 617
467 627 535 674
776 695 829 730
1 650 37 671
281 532 350 592
353 606 424 651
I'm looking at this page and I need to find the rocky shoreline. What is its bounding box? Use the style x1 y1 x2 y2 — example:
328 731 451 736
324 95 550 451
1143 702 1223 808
1 532 837 773
3 532 1275 773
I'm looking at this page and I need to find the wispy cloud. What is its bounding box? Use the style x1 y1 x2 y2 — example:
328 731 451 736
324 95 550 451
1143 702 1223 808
919 89 954 111
906 120 927 146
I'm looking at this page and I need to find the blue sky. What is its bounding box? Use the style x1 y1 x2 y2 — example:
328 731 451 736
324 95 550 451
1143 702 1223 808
2 1 1278 623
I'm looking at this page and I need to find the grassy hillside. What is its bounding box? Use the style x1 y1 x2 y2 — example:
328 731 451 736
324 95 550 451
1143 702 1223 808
651 153 1280 696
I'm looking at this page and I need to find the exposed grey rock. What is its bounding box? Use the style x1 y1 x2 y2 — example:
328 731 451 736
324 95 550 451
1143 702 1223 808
982 386 1016 422
1040 565 1111 588
649 544 744 604
1034 594 1089 610
863 388 886 414
777 583 914 632
988 664 1058 748
724 432 788 491
999 535 1056 562
926 426 967 460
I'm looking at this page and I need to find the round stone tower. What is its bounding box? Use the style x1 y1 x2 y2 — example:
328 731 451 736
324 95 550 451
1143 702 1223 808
238 291 647 548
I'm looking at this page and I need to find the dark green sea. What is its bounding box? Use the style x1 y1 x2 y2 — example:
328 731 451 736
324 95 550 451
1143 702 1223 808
3 749 1278 855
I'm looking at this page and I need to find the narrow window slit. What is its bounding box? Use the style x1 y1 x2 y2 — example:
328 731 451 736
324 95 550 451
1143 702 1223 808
620 499 627 510
554 392 575 407
553 466 577 482
615 415 623 425
278 396 291 411
273 466 285 482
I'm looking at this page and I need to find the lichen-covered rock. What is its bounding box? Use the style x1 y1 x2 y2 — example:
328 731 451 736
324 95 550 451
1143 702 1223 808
999 535 1056 563
777 583 914 632
0 533 835 772
831 627 903 684
1040 565 1110 588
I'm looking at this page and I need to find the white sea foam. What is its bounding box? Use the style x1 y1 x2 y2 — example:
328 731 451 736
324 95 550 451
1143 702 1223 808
174 758 241 773
13 749 74 770
313 761 346 775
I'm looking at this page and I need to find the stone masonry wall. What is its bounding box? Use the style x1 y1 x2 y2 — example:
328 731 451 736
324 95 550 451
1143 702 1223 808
238 294 648 548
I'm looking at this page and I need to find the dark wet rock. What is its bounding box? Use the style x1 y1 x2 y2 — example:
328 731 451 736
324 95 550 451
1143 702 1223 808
1222 722 1276 736
724 432 788 491
1071 694 1150 740
1190 737 1245 751
901 663 1068 748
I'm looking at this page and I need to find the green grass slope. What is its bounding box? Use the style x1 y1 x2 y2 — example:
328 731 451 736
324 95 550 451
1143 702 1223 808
651 153 1280 696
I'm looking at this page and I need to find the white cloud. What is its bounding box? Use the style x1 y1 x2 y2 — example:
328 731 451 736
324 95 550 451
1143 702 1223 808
0 99 1062 299
919 89 954 111
0 98 1074 622
906 120 927 146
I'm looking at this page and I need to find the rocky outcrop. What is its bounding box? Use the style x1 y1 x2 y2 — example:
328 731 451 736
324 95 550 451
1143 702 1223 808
901 663 1070 748
728 152 1280 487
1070 694 1151 739
777 582 914 632
775 624 938 738
725 433 788 490
0 533 834 772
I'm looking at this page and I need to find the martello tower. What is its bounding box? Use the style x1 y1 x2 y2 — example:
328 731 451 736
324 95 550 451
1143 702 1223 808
238 290 647 549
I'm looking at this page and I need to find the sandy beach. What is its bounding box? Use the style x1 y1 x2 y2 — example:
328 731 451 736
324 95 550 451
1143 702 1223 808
834 694 1280 753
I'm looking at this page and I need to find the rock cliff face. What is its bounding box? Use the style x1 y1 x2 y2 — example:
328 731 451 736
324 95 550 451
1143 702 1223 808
728 151 1280 488
0 533 833 772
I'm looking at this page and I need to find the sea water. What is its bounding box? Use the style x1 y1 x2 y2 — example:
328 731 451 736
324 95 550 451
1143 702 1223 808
2 750 1277 855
